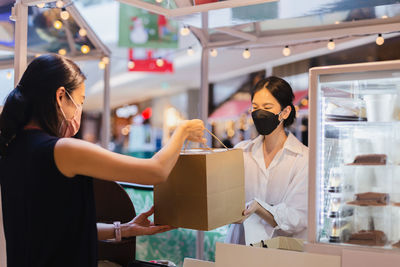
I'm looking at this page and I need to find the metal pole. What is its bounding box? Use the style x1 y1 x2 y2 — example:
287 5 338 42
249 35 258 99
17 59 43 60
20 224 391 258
199 47 209 124
101 61 111 149
196 12 209 262
13 0 28 86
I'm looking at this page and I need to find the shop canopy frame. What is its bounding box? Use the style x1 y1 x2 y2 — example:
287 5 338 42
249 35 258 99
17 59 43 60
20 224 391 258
10 0 112 148
116 0 400 262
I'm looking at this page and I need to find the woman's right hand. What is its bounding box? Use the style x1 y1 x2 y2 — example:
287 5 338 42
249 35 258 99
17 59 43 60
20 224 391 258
179 119 206 143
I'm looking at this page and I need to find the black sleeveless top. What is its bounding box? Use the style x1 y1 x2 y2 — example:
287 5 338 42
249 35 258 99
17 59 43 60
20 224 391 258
0 129 98 267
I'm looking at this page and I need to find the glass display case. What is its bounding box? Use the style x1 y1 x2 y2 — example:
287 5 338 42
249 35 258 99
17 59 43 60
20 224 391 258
308 60 400 252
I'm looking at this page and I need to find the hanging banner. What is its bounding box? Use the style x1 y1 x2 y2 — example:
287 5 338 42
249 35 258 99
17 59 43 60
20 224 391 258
118 2 178 49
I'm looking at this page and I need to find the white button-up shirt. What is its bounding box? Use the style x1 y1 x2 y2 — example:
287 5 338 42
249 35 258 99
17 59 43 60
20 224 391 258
225 133 309 245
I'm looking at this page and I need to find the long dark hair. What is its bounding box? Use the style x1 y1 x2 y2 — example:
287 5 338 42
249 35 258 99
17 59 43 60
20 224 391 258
0 54 86 156
251 76 296 127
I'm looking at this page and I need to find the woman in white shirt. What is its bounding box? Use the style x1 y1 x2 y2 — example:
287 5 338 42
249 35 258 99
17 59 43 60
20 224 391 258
225 76 309 245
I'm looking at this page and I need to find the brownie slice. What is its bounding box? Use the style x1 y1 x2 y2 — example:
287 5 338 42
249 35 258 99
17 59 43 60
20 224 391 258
347 230 387 246
348 154 387 165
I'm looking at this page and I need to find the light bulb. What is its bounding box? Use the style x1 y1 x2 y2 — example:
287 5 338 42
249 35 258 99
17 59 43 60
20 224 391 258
156 58 164 67
128 61 135 69
334 21 340 25
156 0 163 3
101 57 110 64
53 20 63 30
376 34 384 46
327 39 335 50
382 15 388 19
98 61 106 70
242 48 251 59
58 48 67 55
60 10 69 20
180 26 190 36
187 47 194 56
81 45 90 54
282 46 291 56
210 49 218 57
79 28 87 37
36 3 45 8
6 71 12 80
35 54 41 58
56 0 64 8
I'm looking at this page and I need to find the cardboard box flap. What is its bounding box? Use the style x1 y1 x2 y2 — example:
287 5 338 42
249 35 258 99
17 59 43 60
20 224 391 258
250 237 304 252
215 243 341 267
183 258 215 267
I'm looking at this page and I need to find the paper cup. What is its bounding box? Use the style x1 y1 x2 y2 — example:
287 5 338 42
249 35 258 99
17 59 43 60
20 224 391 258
364 94 396 122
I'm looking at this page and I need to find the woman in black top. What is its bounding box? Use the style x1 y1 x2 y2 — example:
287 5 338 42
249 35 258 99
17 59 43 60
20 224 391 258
0 54 205 267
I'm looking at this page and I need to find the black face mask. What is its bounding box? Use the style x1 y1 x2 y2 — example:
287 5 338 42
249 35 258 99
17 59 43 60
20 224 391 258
251 109 282 136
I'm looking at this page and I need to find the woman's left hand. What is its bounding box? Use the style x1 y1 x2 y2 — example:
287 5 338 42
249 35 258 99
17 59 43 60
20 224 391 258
234 200 261 224
121 206 175 237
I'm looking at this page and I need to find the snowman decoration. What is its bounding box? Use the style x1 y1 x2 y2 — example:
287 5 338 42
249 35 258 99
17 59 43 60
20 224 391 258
130 17 149 44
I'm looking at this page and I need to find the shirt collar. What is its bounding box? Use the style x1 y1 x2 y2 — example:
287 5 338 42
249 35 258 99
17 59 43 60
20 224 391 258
250 132 304 156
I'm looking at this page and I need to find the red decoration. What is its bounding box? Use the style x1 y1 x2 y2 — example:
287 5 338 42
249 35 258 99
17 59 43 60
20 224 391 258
194 0 218 4
141 107 152 120
128 48 173 73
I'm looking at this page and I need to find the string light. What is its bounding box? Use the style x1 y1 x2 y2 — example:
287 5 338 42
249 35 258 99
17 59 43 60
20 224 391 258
36 3 45 8
53 20 63 30
187 46 194 56
80 45 90 54
327 39 335 50
101 56 110 64
210 49 218 57
242 48 251 59
98 61 106 70
58 48 67 55
156 57 165 67
376 34 384 45
335 21 340 25
382 15 388 19
56 0 64 8
79 28 87 37
35 54 41 58
282 46 291 56
128 61 135 69
6 71 12 80
60 10 70 20
156 0 163 3
180 26 190 36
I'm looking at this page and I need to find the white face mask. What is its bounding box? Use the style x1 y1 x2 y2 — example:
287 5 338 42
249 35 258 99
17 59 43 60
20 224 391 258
58 91 82 137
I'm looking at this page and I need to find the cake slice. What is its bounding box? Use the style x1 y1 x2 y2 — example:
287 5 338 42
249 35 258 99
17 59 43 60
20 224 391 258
347 230 387 246
347 192 389 206
348 154 387 165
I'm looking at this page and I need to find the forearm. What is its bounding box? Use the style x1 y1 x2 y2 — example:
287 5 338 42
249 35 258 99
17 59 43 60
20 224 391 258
97 223 115 240
152 125 188 179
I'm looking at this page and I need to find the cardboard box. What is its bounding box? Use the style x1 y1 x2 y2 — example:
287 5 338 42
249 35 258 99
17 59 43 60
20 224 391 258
183 258 215 267
154 149 245 231
215 243 341 267
250 237 304 252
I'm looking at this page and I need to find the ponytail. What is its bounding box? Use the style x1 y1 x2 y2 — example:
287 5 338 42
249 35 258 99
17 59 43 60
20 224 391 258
0 86 32 156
